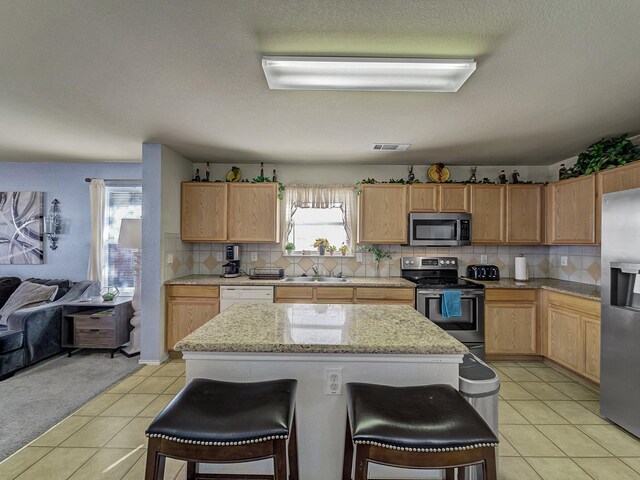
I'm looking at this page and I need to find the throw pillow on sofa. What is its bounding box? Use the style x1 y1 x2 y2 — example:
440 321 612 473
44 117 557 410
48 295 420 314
0 277 22 309
0 281 59 325
25 278 71 301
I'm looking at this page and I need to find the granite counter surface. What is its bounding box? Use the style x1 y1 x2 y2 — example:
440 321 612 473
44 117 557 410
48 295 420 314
174 303 468 355
165 274 415 288
467 278 601 301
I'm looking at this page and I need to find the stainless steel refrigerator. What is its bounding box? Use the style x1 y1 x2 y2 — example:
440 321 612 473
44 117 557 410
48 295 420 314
601 187 640 438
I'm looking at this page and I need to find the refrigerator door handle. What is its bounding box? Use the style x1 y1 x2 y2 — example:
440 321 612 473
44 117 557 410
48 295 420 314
611 262 640 274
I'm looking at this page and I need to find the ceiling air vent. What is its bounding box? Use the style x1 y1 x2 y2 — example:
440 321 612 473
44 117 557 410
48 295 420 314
371 143 411 151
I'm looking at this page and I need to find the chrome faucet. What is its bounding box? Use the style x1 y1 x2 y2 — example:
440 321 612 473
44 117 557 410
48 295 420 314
312 266 319 276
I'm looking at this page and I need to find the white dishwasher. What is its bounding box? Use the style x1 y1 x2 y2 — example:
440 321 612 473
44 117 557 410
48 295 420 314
219 286 274 311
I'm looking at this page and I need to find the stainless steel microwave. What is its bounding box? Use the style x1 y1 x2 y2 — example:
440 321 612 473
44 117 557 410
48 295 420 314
409 213 472 246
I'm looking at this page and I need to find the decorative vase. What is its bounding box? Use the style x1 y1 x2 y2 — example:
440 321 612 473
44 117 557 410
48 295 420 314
328 250 334 256
375 261 381 277
318 246 326 256
286 249 293 255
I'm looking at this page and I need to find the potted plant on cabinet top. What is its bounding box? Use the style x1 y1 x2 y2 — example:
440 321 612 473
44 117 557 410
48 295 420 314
326 245 337 255
339 243 348 256
313 238 330 255
285 242 295 255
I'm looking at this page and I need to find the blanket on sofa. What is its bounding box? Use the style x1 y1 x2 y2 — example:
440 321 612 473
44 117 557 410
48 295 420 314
0 282 58 325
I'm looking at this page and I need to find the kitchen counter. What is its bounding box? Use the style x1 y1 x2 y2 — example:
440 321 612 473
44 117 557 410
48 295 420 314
467 277 601 301
178 303 466 480
174 303 467 355
165 274 415 288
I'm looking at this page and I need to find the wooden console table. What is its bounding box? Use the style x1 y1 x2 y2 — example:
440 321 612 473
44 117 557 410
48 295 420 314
61 297 133 358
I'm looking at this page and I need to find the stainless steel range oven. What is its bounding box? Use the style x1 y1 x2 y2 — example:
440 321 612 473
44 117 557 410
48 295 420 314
402 256 485 358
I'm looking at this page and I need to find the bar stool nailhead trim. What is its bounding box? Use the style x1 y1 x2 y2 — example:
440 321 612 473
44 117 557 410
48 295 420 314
353 440 498 452
145 433 288 446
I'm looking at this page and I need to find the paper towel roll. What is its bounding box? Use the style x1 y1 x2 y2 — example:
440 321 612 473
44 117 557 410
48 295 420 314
515 256 529 281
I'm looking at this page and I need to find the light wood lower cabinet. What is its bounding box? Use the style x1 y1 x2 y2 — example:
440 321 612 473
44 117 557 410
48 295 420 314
354 287 415 305
275 286 414 305
166 286 220 351
485 289 538 355
543 291 600 383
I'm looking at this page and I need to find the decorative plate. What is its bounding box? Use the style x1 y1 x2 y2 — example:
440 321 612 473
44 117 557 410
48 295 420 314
225 166 242 182
427 163 450 183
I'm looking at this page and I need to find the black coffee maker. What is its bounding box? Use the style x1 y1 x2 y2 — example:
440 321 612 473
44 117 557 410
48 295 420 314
223 245 241 278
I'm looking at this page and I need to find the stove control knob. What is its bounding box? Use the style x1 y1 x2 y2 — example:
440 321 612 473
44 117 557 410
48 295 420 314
410 260 415 265
404 260 410 265
445 260 450 264
440 260 445 265
451 260 456 265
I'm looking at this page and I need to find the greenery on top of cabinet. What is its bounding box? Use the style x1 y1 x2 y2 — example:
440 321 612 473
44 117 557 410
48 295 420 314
561 134 640 180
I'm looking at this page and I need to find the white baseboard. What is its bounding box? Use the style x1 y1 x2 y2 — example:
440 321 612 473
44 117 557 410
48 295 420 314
138 352 169 365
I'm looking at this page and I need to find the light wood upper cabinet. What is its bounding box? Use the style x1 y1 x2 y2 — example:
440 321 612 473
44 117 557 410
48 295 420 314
409 184 439 212
181 183 227 241
166 285 220 351
182 182 279 242
227 183 280 243
485 289 538 355
409 184 469 213
597 161 640 194
507 185 544 244
439 185 470 212
358 184 408 244
546 175 596 244
471 185 506 244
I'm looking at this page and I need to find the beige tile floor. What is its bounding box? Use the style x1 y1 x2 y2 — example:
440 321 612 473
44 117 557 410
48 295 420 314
1 359 639 479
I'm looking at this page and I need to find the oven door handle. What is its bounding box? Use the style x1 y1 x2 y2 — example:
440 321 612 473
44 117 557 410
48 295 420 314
417 290 485 297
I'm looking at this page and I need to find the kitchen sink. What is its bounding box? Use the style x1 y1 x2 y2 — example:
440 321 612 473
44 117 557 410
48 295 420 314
315 277 348 283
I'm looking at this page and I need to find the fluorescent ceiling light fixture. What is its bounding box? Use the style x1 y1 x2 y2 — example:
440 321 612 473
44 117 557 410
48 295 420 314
262 56 476 92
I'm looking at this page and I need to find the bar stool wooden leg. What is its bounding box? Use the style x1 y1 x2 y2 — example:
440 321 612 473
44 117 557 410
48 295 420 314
288 413 299 480
342 418 354 480
186 461 196 480
458 466 466 480
482 447 497 480
445 468 455 480
144 438 166 480
354 445 369 480
273 439 288 480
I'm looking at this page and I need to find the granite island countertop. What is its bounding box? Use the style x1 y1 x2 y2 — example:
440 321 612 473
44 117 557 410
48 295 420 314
174 303 468 355
165 274 415 288
466 278 601 301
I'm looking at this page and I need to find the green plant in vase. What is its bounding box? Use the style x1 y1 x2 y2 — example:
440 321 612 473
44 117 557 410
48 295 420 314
364 245 392 276
339 243 348 256
326 245 337 255
285 242 295 254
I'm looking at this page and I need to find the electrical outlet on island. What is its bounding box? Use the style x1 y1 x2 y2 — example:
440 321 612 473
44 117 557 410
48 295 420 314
324 367 343 395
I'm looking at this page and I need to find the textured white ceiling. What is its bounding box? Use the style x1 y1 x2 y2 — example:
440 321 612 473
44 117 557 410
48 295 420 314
1 0 639 165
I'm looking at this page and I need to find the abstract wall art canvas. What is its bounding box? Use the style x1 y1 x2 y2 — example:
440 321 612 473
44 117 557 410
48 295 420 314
0 191 44 264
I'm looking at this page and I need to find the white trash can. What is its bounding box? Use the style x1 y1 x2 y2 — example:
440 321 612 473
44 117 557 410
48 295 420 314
459 353 500 480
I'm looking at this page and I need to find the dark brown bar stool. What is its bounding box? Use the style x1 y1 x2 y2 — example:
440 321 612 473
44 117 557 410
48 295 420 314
144 378 299 480
342 383 498 480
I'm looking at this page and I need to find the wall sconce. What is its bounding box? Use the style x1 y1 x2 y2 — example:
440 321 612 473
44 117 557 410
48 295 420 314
43 199 61 250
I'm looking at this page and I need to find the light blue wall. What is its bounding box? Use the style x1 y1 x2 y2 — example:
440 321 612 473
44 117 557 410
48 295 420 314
0 162 141 281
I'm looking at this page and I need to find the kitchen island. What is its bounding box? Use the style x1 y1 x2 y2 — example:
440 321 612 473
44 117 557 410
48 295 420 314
175 303 468 480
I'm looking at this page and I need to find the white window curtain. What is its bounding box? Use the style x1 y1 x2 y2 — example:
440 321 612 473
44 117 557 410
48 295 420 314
282 184 356 253
87 179 105 282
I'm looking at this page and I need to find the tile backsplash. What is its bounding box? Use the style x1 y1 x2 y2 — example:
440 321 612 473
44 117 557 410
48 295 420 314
164 240 600 286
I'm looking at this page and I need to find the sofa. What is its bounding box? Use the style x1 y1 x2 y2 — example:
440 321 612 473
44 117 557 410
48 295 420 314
0 277 99 380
